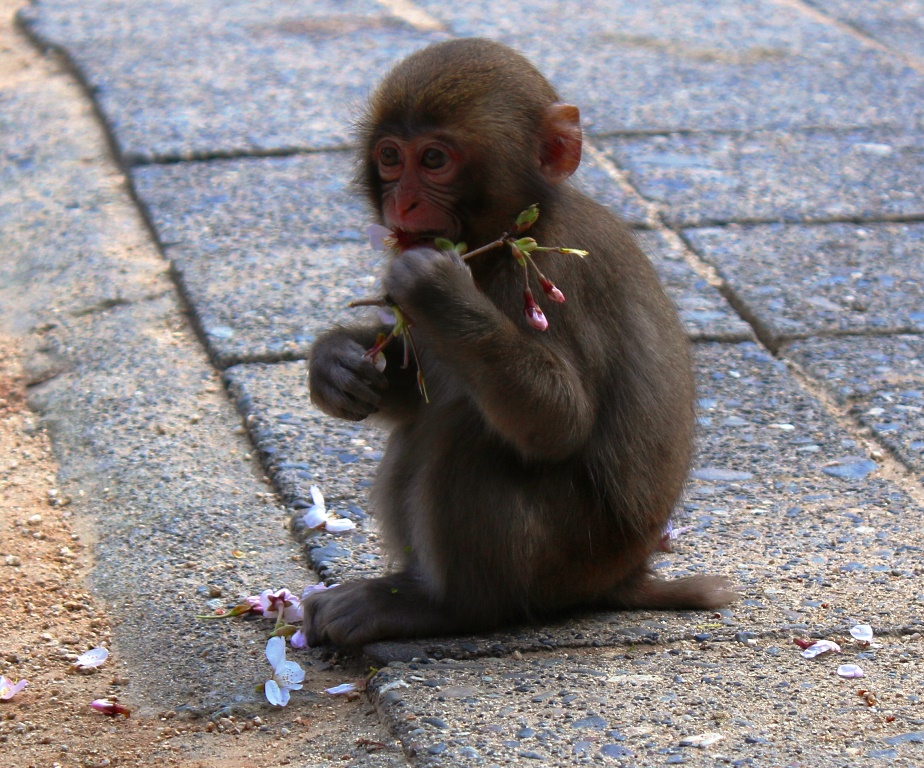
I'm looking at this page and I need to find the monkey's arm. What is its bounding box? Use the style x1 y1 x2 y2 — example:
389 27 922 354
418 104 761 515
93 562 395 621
385 248 595 460
308 324 420 421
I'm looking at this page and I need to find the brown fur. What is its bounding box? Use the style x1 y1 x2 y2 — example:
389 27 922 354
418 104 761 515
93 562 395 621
304 38 735 647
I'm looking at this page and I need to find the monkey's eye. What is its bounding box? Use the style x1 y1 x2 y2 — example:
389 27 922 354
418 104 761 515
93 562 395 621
379 146 401 167
420 147 449 170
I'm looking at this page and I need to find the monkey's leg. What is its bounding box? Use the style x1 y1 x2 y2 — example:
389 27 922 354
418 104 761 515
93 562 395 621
605 571 737 612
301 571 463 648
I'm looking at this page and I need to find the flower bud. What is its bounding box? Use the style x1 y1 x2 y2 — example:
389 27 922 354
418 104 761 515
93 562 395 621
523 290 549 332
512 237 538 253
539 277 565 303
508 242 527 267
515 204 540 232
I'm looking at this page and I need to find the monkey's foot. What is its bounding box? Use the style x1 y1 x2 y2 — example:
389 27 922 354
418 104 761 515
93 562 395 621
302 574 453 648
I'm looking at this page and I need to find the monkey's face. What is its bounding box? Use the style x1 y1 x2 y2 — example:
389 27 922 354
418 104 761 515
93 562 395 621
373 133 464 246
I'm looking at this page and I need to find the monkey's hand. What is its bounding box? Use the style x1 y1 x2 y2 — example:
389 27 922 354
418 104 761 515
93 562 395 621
383 246 473 311
308 330 388 421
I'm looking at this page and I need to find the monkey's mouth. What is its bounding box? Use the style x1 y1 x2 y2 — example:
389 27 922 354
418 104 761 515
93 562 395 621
391 228 446 250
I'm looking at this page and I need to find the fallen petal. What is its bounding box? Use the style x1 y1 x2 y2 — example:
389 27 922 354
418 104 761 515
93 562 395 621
264 679 286 707
850 624 874 643
837 664 865 679
680 732 725 748
0 677 27 700
302 582 332 599
309 485 325 509
801 640 842 659
290 630 308 649
325 517 357 533
265 636 287 670
90 698 131 717
325 683 358 695
74 647 109 669
302 506 328 529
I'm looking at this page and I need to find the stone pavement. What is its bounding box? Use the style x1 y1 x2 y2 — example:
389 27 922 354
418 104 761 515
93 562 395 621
3 0 924 765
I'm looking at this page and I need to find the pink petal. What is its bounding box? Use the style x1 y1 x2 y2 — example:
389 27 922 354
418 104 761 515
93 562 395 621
0 677 27 700
801 640 841 659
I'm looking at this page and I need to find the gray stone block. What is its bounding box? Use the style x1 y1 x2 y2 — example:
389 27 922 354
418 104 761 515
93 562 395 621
132 153 377 366
20 1 447 161
413 0 924 132
369 644 924 767
804 0 924 62
785 335 924 474
634 230 754 342
572 146 657 228
684 222 924 345
600 130 924 227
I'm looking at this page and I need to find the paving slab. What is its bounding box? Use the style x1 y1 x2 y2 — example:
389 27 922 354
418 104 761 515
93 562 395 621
634 230 753 342
221 343 924 670
413 0 924 133
804 0 924 62
0 63 167 338
369 642 924 767
19 0 448 161
785 335 924 477
683 222 924 346
599 129 924 227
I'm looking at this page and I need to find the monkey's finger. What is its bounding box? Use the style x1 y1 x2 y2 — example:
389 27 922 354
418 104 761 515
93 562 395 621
332 366 384 408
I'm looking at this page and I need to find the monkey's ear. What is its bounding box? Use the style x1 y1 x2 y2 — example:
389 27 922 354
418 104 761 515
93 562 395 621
540 103 583 184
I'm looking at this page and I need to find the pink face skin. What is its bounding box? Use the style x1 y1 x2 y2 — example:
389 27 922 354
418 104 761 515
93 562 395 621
374 135 461 242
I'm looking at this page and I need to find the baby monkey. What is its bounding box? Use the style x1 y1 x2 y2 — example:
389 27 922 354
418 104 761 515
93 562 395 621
304 38 735 647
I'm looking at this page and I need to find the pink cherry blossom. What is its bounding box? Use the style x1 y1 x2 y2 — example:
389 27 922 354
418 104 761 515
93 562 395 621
0 676 27 700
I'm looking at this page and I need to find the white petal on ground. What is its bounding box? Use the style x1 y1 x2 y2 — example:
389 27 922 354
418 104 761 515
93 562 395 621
74 647 109 668
801 639 842 659
309 485 325 510
265 636 286 669
325 517 357 533
325 683 358 695
264 679 287 707
275 660 306 690
850 624 874 643
302 505 328 529
680 732 725 747
837 664 865 678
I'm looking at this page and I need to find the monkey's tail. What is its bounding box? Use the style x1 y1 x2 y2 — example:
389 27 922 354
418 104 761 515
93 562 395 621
608 573 738 611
